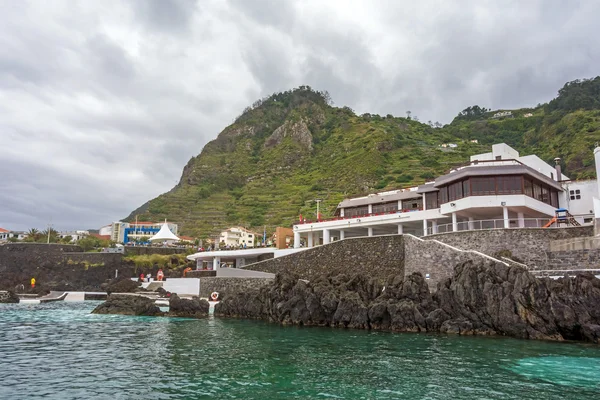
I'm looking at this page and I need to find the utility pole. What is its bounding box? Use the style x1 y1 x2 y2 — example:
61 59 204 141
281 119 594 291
47 221 52 244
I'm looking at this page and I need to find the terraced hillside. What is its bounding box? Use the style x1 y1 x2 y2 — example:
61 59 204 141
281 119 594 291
127 78 600 238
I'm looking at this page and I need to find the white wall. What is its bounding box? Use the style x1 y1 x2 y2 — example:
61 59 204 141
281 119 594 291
562 180 597 217
518 155 566 180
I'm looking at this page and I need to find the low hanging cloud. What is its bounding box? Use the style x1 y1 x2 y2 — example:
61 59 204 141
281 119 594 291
1 0 598 232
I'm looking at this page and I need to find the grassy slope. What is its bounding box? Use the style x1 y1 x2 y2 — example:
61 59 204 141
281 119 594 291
127 82 600 238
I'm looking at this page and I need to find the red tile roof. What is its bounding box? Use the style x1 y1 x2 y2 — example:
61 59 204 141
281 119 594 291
179 235 195 241
0 228 9 233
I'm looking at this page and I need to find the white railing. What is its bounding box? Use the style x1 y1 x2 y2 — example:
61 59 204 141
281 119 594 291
429 218 556 235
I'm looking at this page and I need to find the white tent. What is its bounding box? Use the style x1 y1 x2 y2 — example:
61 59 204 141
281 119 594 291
149 222 180 242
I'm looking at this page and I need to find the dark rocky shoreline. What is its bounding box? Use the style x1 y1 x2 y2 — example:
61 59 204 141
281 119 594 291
91 293 210 318
214 260 600 343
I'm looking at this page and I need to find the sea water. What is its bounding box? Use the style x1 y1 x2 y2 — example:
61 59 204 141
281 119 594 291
1 302 599 399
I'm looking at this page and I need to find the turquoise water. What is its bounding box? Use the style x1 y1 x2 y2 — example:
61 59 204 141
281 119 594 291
1 302 599 399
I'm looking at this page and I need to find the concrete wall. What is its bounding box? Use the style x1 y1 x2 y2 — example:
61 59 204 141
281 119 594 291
246 235 405 280
199 277 273 298
429 227 593 269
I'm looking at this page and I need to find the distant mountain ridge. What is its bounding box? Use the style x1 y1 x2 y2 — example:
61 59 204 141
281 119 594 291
126 78 600 238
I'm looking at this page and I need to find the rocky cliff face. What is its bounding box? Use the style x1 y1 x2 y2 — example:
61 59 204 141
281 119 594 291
215 260 600 343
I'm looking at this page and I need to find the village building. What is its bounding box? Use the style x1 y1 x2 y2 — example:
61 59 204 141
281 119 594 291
109 221 178 244
219 227 257 248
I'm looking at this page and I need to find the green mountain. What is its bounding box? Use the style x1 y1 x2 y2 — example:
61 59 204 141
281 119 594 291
126 78 600 238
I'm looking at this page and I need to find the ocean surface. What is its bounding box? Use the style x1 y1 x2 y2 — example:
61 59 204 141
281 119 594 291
0 302 599 400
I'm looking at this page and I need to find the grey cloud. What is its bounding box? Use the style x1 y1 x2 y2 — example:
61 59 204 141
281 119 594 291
132 0 198 32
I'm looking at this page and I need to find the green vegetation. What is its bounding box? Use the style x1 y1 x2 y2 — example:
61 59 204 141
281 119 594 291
123 254 191 274
127 79 600 239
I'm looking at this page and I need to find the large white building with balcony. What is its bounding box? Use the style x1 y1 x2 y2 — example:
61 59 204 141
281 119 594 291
293 143 599 248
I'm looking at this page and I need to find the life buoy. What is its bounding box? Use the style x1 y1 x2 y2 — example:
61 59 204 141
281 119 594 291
210 292 219 301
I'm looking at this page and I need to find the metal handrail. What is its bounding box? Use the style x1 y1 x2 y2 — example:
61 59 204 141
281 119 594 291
428 218 557 235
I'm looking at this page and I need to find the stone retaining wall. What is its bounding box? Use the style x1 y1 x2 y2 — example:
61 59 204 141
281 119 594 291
0 243 132 291
124 247 190 256
199 277 273 298
62 252 123 265
403 235 501 288
246 235 405 280
429 227 593 268
185 270 217 278
545 249 600 270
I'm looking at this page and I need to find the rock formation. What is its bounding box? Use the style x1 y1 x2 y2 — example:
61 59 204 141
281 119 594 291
215 260 600 343
0 290 19 303
101 278 142 294
91 294 162 316
167 294 210 318
264 119 313 151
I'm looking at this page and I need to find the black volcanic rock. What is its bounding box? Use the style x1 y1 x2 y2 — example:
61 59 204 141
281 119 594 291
167 294 209 318
91 294 162 316
102 278 141 295
215 260 600 343
0 290 19 303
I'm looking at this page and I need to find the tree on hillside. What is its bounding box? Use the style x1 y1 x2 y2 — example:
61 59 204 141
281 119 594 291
547 77 600 112
454 105 489 121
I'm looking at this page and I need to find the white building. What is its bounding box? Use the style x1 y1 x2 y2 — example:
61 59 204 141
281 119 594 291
110 221 179 244
219 227 257 248
59 230 89 242
491 111 513 119
0 229 27 242
292 143 598 248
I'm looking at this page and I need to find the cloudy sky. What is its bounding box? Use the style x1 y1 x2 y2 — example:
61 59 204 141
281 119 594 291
1 0 598 232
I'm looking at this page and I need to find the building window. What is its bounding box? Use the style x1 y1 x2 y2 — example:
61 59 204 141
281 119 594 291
438 186 448 204
448 181 463 201
524 178 533 197
372 202 398 214
551 191 559 208
345 206 369 217
471 177 496 195
402 198 422 210
570 189 581 200
425 192 439 209
497 176 522 195
462 180 470 197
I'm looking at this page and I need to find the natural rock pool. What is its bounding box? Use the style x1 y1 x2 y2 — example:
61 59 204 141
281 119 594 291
1 302 599 399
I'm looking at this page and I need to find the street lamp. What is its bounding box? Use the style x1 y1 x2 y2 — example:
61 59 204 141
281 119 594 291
315 199 322 220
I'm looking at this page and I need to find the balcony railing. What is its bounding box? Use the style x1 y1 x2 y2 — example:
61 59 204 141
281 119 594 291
296 208 424 225
429 218 566 235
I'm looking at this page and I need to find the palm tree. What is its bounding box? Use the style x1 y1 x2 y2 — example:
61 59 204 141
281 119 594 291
26 228 40 242
40 228 59 243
